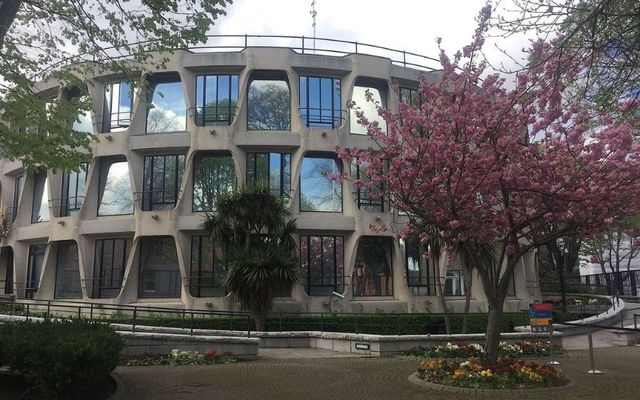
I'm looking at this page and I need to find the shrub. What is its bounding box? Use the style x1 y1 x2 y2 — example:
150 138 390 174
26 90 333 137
106 312 529 335
0 319 123 399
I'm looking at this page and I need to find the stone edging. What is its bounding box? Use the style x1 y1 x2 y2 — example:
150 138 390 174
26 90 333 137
109 371 126 400
407 371 574 396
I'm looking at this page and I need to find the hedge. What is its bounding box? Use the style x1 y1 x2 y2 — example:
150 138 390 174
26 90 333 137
107 312 531 335
0 320 123 399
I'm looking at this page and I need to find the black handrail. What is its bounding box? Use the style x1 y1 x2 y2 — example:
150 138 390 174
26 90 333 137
37 34 442 78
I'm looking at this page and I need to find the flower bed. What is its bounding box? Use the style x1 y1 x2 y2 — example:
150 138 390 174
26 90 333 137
418 357 568 389
125 349 236 366
407 340 560 358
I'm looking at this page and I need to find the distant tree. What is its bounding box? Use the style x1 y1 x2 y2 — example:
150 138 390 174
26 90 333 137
493 0 640 111
202 185 299 331
0 0 231 171
341 5 640 361
582 221 640 296
247 83 290 130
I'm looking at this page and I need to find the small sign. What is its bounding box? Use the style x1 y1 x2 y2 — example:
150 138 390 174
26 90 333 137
530 303 553 333
355 342 370 351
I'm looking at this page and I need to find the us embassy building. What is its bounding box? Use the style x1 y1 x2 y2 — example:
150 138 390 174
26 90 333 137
0 36 540 313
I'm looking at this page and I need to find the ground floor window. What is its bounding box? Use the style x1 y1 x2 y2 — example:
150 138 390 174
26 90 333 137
26 244 46 299
1 247 13 295
353 237 393 296
139 236 181 298
93 238 131 298
444 270 465 296
54 241 82 299
300 235 344 296
404 238 435 296
190 236 226 297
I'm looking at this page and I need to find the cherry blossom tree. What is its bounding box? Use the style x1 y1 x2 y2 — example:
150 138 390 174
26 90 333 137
340 5 640 362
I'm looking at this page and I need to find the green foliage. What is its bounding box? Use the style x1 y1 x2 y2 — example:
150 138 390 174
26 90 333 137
105 312 529 335
202 184 299 329
0 319 123 399
0 0 231 170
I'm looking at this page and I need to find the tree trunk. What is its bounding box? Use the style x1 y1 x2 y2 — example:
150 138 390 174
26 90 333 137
461 269 473 334
0 0 22 51
484 297 504 363
252 312 267 332
433 253 451 334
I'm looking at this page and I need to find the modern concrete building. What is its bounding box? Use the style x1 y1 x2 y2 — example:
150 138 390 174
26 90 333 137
0 37 541 313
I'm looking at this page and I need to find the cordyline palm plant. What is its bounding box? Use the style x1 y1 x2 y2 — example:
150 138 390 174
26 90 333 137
202 184 299 331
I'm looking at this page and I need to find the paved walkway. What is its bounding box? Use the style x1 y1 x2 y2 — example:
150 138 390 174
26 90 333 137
112 346 640 400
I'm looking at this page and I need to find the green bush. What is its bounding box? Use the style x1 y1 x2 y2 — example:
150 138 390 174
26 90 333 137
0 319 123 399
107 312 529 335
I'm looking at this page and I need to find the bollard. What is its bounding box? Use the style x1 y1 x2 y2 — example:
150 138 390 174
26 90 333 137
587 326 603 374
547 328 560 365
621 310 625 329
132 307 137 333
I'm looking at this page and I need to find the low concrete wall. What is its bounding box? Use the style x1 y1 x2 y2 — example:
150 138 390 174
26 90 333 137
0 315 259 360
109 323 561 357
117 331 259 360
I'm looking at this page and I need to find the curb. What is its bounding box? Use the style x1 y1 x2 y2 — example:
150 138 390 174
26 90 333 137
406 371 574 397
108 370 126 400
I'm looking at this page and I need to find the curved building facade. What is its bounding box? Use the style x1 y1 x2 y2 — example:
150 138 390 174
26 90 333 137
0 43 540 313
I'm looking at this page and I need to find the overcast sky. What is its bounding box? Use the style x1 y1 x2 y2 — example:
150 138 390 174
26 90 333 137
209 0 533 73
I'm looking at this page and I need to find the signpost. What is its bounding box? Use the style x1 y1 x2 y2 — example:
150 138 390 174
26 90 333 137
530 302 559 365
529 302 553 333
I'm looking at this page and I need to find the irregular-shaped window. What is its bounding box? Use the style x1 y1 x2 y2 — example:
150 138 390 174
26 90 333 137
93 238 131 298
353 237 393 296
299 76 341 128
98 157 134 216
55 241 82 299
247 79 290 130
246 152 291 201
195 74 239 126
142 154 185 211
300 155 342 212
147 76 187 133
192 153 236 212
190 236 226 297
31 172 50 223
138 236 181 298
300 235 344 296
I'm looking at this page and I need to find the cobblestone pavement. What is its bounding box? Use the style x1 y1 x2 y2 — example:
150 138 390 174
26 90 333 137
112 346 640 400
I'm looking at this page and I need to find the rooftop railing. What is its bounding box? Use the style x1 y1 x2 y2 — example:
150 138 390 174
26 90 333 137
41 34 442 76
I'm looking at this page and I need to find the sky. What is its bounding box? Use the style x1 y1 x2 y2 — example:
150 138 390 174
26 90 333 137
208 0 534 74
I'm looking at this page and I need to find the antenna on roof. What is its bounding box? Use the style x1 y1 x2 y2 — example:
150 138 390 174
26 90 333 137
310 0 317 53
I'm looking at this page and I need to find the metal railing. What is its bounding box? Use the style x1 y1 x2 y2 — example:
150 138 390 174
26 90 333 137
190 106 238 127
0 297 253 337
42 34 441 77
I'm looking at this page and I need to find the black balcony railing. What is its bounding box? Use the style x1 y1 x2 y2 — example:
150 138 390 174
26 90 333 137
299 107 346 129
190 106 237 127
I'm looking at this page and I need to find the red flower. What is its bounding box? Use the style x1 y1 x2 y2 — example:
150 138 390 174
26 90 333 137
204 349 218 359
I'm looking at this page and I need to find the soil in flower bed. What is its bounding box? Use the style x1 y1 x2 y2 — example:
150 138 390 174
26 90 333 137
418 357 569 389
0 372 114 400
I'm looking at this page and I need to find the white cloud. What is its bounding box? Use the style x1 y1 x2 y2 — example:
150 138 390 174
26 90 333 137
211 0 535 74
